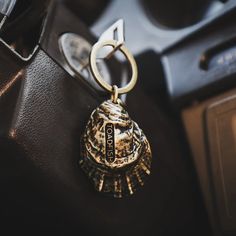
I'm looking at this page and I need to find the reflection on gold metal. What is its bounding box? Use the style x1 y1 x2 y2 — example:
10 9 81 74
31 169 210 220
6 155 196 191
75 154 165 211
98 174 104 192
140 162 151 175
126 175 134 195
135 170 144 186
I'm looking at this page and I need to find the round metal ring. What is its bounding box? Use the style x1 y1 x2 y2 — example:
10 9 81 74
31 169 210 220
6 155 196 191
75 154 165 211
89 39 138 94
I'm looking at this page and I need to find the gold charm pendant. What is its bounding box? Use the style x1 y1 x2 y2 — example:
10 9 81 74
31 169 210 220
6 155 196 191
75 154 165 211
80 40 152 198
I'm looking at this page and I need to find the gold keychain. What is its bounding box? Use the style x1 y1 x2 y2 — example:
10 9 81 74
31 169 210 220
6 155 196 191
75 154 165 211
79 30 152 198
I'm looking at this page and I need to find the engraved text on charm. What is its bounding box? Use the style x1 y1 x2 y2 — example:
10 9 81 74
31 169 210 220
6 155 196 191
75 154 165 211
79 100 152 198
105 123 115 163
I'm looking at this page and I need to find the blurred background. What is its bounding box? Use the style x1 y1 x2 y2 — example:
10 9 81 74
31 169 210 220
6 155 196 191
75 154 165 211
1 0 236 235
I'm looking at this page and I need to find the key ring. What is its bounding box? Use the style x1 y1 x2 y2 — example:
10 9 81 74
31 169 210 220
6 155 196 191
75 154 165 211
89 39 138 96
